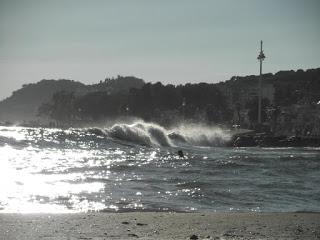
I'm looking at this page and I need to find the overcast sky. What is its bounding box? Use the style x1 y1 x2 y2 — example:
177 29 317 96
0 0 319 100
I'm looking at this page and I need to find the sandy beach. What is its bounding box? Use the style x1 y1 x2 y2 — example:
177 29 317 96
0 212 319 239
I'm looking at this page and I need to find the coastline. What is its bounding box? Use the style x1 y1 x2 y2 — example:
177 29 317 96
0 212 319 239
2 123 320 148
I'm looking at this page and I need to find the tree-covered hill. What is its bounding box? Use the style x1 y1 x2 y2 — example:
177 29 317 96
0 79 87 122
217 68 320 107
1 68 319 128
0 76 145 123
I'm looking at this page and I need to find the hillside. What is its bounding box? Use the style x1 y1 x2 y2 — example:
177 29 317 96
0 76 146 123
216 68 320 107
0 68 319 127
0 79 87 122
90 75 145 93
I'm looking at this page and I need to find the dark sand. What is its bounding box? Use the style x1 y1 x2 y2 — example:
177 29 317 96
0 212 319 239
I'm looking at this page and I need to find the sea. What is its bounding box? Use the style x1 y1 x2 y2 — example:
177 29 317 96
0 121 319 213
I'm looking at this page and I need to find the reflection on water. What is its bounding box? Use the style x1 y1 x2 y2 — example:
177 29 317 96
0 145 105 213
0 126 320 213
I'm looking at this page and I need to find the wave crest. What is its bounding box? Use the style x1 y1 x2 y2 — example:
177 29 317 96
108 122 172 147
104 121 230 147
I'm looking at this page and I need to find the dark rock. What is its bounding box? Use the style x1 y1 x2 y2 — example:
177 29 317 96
295 226 303 234
190 234 199 240
233 135 257 147
128 233 139 238
136 223 147 226
223 230 236 237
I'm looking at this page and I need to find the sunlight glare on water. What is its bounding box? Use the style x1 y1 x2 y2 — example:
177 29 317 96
0 144 107 213
0 125 320 213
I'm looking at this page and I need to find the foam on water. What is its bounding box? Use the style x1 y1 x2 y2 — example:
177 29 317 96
169 123 231 147
107 122 172 147
85 121 231 147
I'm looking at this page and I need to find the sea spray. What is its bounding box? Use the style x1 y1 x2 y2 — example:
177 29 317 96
169 123 231 147
1 122 232 147
107 122 172 147
104 121 231 147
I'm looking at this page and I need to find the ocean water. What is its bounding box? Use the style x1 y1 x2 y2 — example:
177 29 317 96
0 122 319 213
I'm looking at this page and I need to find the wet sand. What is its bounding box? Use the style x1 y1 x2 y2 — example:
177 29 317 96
0 212 319 239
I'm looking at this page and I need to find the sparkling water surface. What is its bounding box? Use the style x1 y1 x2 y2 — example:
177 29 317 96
0 125 319 213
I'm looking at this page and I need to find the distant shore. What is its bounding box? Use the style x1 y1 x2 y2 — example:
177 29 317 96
0 212 319 239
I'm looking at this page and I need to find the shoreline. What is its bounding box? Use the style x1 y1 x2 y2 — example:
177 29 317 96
1 124 320 148
1 212 319 239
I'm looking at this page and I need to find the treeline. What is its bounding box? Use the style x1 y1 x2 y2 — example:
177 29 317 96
215 68 320 127
272 69 320 106
87 75 145 93
38 82 232 126
0 79 87 122
218 68 320 107
35 67 320 128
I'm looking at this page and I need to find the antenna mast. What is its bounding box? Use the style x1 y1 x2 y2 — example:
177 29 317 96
257 40 266 125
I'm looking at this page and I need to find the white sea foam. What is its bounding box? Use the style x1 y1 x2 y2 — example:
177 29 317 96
107 122 172 147
94 121 231 147
169 123 231 147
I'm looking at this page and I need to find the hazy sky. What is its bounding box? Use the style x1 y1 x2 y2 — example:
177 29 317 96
1 0 319 100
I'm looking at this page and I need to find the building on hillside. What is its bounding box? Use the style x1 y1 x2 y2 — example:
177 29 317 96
275 104 320 137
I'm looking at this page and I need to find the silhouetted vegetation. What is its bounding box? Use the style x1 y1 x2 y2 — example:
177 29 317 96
38 91 76 123
38 81 231 126
0 79 86 122
1 68 320 133
0 76 144 122
245 97 270 123
273 69 320 106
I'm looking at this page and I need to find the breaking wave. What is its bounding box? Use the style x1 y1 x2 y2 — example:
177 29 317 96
86 121 231 147
168 124 231 147
0 121 231 148
108 122 171 147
